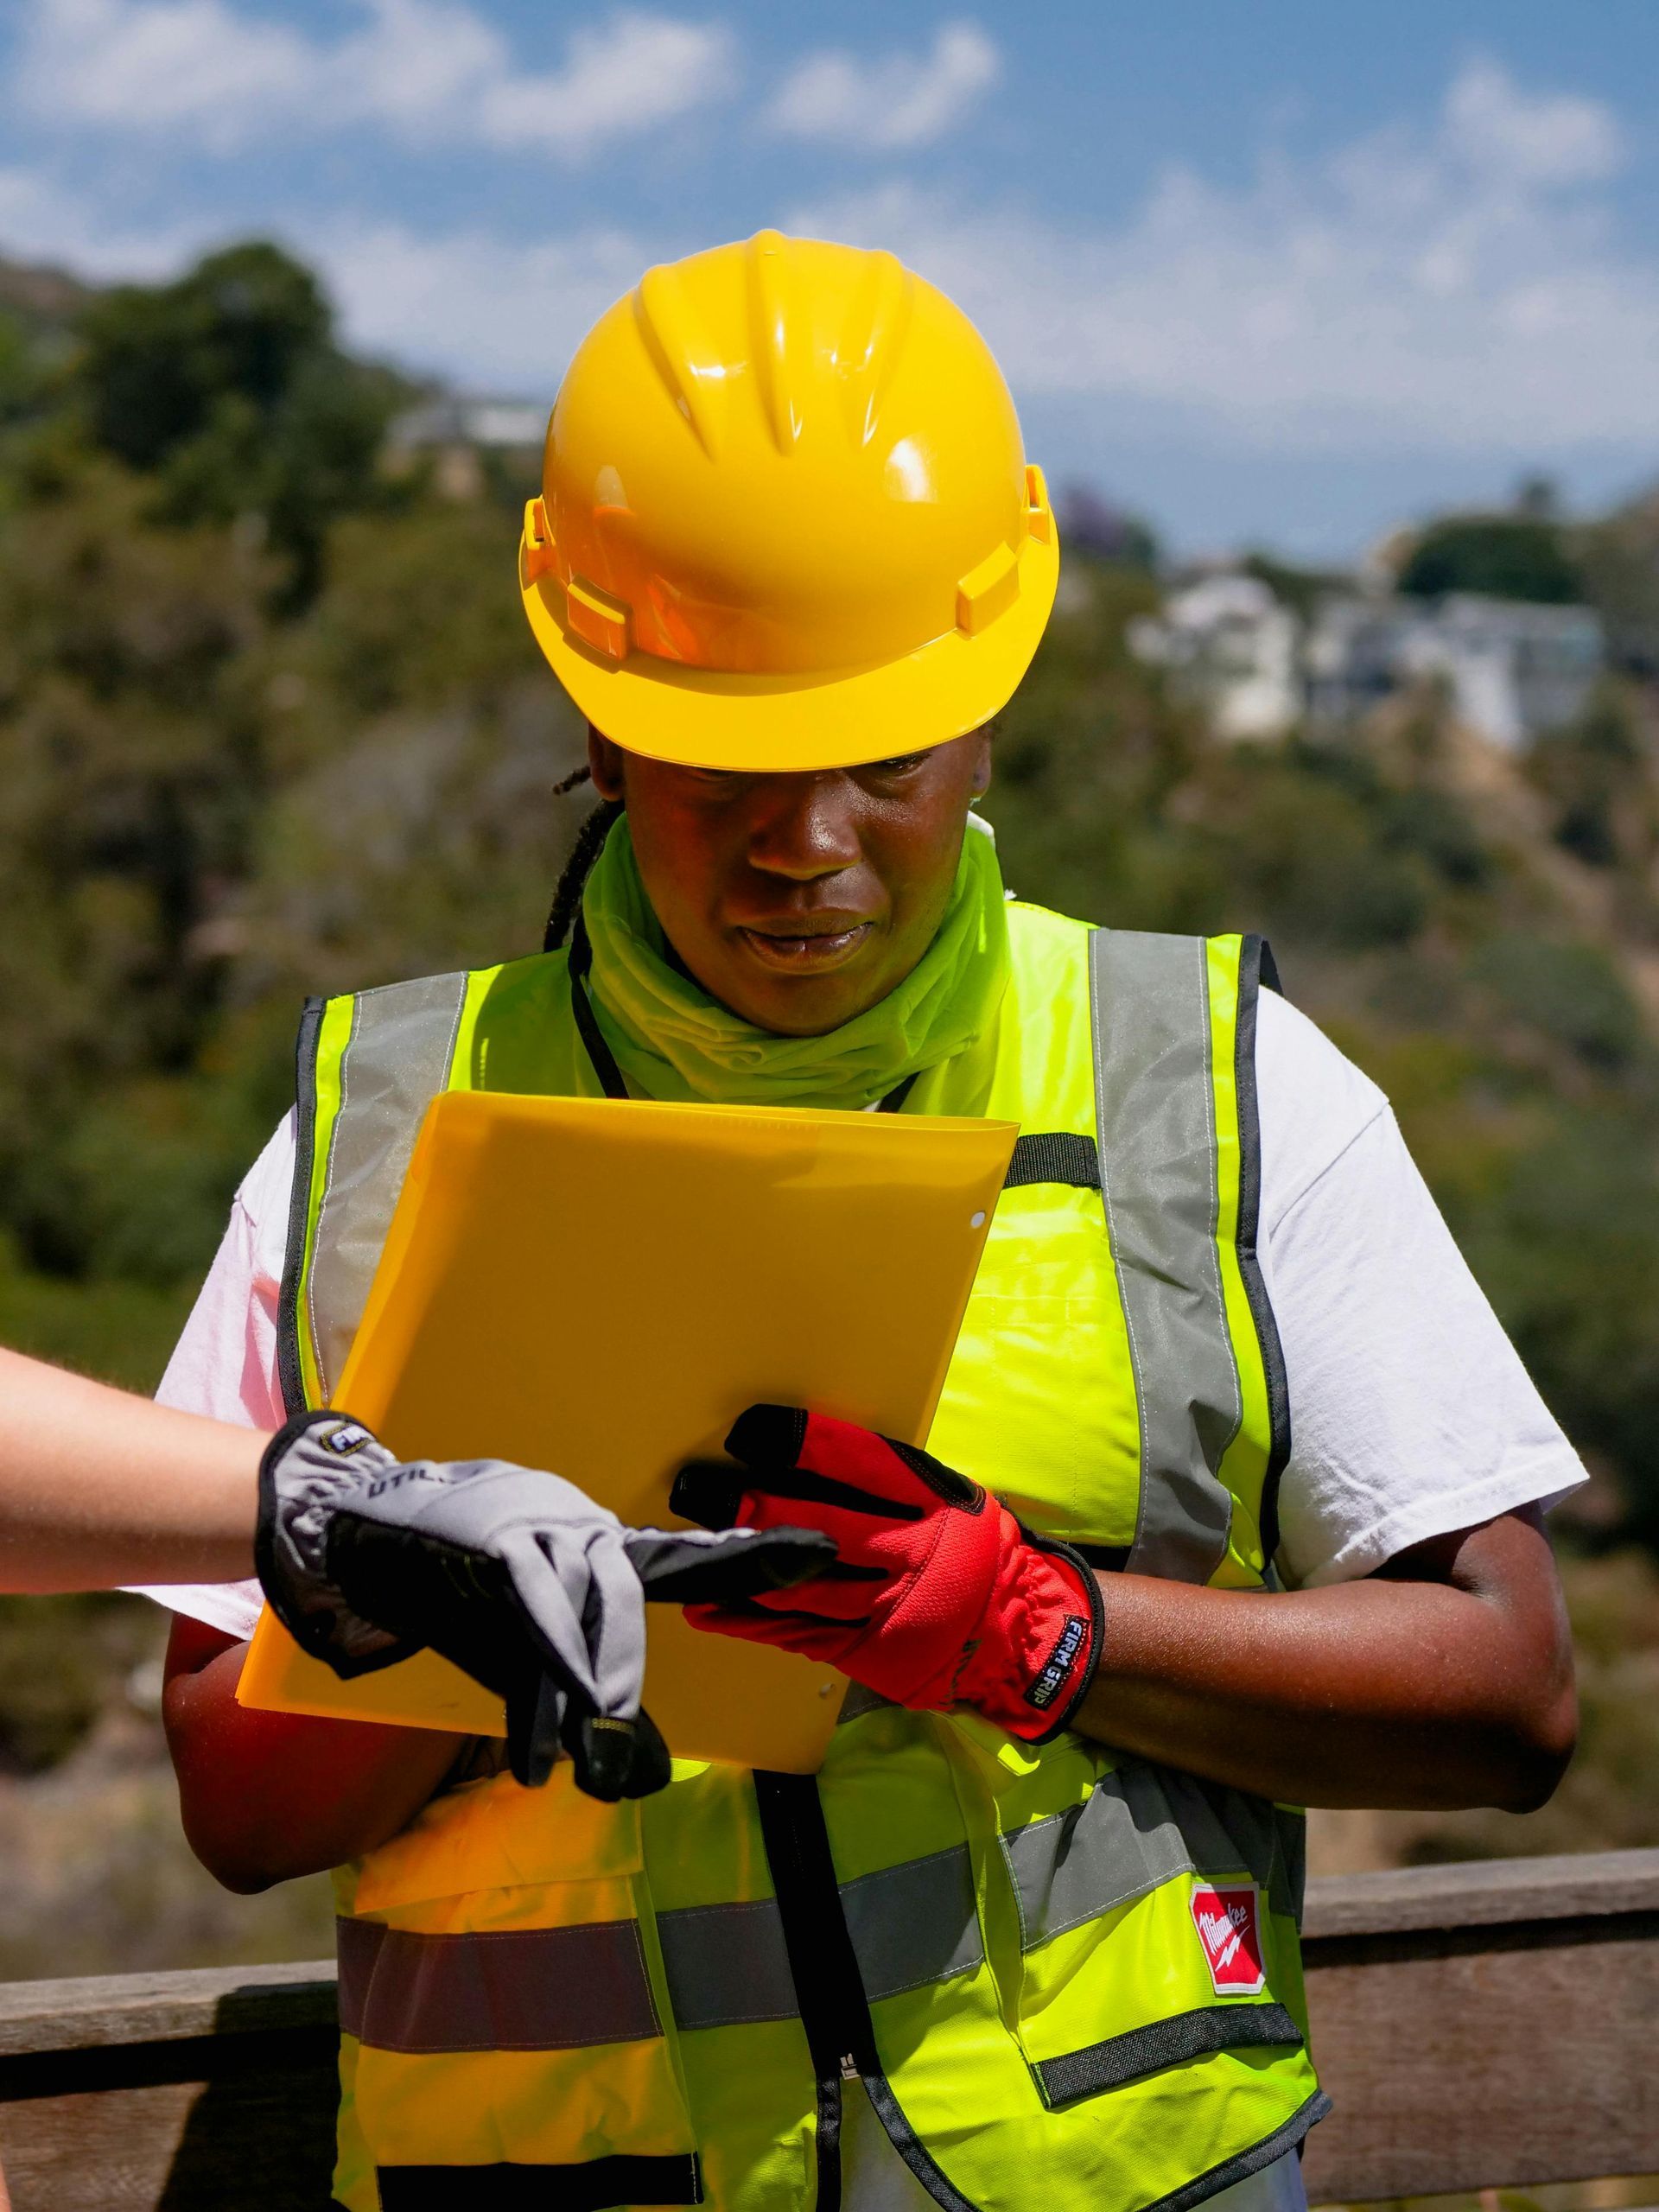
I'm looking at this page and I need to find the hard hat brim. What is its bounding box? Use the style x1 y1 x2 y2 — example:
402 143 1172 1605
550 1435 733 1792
519 531 1058 772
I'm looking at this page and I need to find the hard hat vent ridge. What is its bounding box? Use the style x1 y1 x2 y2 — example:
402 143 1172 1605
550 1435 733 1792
746 230 803 456
837 248 914 451
634 262 724 460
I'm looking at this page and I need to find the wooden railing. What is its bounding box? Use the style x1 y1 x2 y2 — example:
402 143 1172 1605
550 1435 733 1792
0 1850 1655 2209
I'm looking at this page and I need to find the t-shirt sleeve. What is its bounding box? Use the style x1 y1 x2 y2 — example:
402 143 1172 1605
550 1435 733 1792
129 1115 298 1641
1255 995 1586 1589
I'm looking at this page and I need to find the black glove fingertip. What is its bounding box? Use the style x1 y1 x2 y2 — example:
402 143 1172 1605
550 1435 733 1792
722 1404 808 1470
669 1462 747 1530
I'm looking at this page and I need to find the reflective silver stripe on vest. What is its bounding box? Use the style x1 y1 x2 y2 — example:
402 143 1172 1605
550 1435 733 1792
339 1847 988 2056
659 1846 984 2028
1089 931 1241 1583
1001 1761 1305 1950
657 1897 798 2030
841 1842 983 2000
308 972 467 1400
336 1916 661 2053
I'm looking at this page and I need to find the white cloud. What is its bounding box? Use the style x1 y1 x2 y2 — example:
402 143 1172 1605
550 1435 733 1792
786 59 1657 453
2 51 1650 483
0 164 207 278
1440 55 1621 187
475 11 735 156
316 219 651 390
767 21 996 151
14 0 737 159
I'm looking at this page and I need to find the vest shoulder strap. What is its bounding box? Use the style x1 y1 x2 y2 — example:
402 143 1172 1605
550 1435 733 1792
276 969 471 1414
1084 929 1288 1581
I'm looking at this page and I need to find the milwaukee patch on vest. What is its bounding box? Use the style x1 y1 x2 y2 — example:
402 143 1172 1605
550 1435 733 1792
1190 1883 1267 1995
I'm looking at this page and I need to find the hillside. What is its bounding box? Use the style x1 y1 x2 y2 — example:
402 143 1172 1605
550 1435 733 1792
0 251 89 332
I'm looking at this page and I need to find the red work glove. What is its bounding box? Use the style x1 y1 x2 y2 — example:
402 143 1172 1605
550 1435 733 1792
673 1406 1103 1743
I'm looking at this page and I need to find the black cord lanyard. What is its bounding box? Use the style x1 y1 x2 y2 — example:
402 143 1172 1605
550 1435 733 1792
566 917 918 1114
566 917 630 1101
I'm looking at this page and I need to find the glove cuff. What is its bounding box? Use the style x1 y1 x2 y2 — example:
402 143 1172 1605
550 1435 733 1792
257 1410 415 1676
957 1529 1104 1745
1016 1535 1105 1744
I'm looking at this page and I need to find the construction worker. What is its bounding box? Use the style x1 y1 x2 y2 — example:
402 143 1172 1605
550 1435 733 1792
156 234 1580 2212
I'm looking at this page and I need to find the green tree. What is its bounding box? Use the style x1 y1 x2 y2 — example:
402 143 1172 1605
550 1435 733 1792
1397 514 1584 604
74 243 403 602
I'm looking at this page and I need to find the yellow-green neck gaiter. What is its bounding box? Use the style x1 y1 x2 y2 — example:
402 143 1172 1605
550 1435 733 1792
580 816 1009 1109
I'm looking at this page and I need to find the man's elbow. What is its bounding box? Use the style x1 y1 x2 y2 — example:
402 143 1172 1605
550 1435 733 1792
179 1806 316 1895
199 1852 280 1898
1491 1677 1578 1814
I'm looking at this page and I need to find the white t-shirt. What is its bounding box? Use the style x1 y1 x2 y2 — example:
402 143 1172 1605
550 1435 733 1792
142 986 1582 1637
141 988 1578 2212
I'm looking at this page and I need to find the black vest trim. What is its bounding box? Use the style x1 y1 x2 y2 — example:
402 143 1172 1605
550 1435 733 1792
1234 936 1293 1567
1142 2092 1332 2212
275 994 325 1421
752 1772 983 2212
376 2154 702 2209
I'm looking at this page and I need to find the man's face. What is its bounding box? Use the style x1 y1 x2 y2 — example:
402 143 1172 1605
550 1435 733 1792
588 728 993 1036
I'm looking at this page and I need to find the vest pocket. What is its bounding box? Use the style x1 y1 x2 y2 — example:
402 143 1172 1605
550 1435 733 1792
995 1757 1307 2109
1032 2002 1304 2108
336 1778 702 2193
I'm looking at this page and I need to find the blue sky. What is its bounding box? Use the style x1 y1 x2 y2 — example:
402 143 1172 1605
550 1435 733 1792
2 0 1656 556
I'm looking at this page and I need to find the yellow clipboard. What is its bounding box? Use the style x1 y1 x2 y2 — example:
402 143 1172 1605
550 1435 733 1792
238 1092 1016 1773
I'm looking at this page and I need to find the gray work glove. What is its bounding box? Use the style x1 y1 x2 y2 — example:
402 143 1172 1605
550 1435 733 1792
257 1410 834 1798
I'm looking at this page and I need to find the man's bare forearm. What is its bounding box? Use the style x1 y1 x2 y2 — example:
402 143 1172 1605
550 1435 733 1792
1071 1508 1576 1811
0 1348 262 1591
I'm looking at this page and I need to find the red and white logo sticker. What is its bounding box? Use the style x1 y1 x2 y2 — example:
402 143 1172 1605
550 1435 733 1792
1190 1883 1267 1995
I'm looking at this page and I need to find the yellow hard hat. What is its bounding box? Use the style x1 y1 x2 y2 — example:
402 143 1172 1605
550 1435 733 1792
518 230 1058 772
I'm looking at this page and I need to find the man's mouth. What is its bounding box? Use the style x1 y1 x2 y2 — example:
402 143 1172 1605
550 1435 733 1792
735 921 874 973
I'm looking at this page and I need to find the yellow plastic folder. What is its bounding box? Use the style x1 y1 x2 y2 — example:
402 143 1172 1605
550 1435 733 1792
238 1092 1016 1773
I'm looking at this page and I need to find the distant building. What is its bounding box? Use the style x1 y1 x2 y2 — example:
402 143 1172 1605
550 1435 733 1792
1306 594 1605 749
1131 571 1604 749
390 396 546 451
385 393 545 499
1127 573 1302 741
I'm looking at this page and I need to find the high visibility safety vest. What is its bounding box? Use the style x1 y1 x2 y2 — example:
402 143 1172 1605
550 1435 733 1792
276 900 1327 2212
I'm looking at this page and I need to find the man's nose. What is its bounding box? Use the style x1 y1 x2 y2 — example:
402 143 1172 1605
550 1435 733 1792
746 774 862 881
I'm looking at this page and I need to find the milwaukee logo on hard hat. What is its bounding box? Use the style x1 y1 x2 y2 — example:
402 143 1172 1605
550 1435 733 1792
1190 1884 1267 1995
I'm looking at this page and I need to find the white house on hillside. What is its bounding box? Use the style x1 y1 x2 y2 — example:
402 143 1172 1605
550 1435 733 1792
1126 574 1302 740
1133 575 1604 749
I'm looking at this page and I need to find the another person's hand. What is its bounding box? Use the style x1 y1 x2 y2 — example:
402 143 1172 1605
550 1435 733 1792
674 1406 1103 1741
257 1411 833 1798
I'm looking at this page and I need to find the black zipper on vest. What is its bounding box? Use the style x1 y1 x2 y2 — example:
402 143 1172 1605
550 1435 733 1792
751 1773 980 2212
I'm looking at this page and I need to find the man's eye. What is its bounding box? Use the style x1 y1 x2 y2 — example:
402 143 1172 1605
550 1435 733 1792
866 751 930 774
